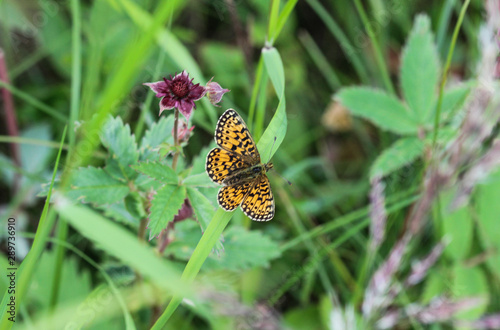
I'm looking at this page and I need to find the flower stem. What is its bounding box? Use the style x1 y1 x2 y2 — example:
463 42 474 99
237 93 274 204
172 108 180 170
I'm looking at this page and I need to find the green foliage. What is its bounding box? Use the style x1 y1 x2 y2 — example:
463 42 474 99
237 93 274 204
148 184 186 239
131 161 178 184
336 87 418 135
441 191 473 261
101 116 139 180
477 169 500 275
401 15 440 124
370 137 424 179
68 167 130 204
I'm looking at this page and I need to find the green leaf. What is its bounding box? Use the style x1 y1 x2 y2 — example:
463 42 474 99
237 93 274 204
98 201 139 227
258 47 287 161
441 190 473 261
203 227 281 271
68 167 130 205
140 115 175 161
336 87 418 135
101 116 139 179
30 251 91 308
186 187 216 232
131 161 178 184
148 184 186 239
370 137 424 179
401 15 440 124
451 265 489 320
477 168 500 275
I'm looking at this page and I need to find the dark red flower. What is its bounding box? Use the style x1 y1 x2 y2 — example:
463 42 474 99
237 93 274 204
143 70 206 121
205 77 230 107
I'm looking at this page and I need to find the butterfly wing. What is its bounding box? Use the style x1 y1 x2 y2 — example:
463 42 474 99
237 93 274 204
215 109 260 163
218 181 254 211
206 147 251 184
240 174 274 221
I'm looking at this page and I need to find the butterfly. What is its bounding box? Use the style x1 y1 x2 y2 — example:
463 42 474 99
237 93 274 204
206 109 275 221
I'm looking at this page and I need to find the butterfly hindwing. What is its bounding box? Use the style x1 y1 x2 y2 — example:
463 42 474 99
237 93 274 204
206 147 250 184
240 175 274 221
215 109 260 163
218 181 254 211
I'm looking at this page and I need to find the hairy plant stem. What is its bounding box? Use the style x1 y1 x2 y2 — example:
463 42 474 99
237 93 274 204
172 108 180 170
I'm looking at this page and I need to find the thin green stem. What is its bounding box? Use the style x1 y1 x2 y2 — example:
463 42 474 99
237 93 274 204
49 219 68 311
248 57 265 131
432 0 471 148
50 0 82 311
353 0 395 95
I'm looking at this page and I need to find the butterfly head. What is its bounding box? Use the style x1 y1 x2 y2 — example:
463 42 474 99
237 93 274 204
265 162 274 172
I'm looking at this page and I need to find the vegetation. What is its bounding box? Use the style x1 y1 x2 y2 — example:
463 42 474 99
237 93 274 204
1 0 499 329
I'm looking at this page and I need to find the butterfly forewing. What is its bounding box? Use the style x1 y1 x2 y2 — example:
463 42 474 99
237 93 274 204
206 147 250 184
215 109 260 163
240 175 275 221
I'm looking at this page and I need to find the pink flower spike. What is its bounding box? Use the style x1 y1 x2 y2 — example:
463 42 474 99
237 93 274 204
143 70 206 120
205 77 230 106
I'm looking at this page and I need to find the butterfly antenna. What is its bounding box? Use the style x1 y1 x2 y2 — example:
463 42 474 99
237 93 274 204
268 136 292 186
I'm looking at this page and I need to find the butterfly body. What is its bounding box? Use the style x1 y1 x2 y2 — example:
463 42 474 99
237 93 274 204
223 163 273 186
206 109 275 221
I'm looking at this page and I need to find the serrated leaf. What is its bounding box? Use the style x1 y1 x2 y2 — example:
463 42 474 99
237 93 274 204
68 167 130 205
370 137 424 179
140 115 174 161
401 15 440 124
148 184 186 239
100 116 139 179
98 201 138 227
134 173 164 191
336 87 418 135
441 190 472 261
131 161 177 184
477 169 500 275
186 187 216 231
31 250 91 308
203 227 281 271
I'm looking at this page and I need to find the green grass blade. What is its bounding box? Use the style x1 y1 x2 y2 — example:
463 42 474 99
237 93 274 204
0 81 66 123
49 0 82 311
305 0 369 84
152 208 233 329
432 0 471 148
353 0 395 95
0 126 67 329
273 0 299 41
267 0 281 43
